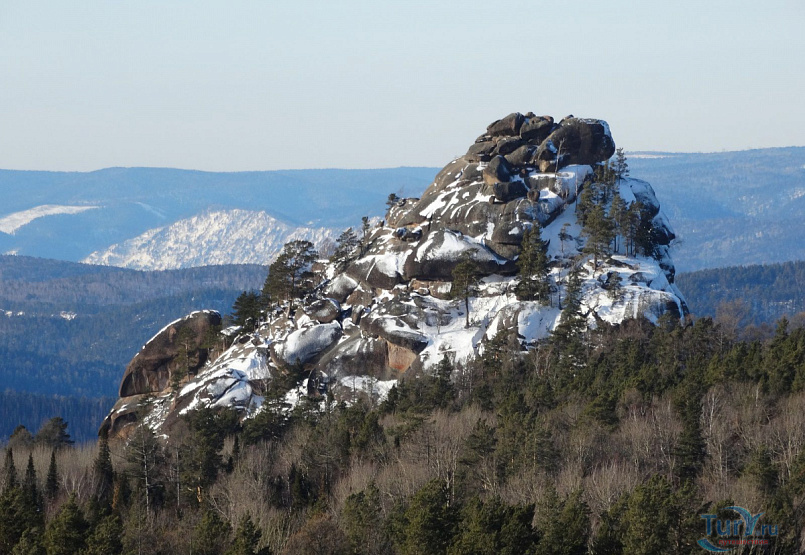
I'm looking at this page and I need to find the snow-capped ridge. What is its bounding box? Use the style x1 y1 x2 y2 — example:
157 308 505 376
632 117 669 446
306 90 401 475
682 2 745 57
83 209 338 270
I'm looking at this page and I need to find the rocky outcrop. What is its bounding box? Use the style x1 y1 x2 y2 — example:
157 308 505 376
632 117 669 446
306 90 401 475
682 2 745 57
118 310 221 398
102 111 687 441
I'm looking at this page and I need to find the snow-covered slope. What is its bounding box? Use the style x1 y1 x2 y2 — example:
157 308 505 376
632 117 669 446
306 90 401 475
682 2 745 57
83 209 337 270
102 112 688 439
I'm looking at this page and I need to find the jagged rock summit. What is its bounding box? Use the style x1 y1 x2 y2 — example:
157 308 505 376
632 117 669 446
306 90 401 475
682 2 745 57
102 112 686 439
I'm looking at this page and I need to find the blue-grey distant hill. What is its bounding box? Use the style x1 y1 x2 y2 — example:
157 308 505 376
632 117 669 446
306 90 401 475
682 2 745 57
629 147 805 272
0 167 438 261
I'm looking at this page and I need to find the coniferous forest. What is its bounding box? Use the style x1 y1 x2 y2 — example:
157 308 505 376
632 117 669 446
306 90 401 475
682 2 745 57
3 311 805 554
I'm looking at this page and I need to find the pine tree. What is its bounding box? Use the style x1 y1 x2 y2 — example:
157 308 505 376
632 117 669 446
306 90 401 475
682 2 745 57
264 240 317 313
34 418 73 449
553 265 586 364
581 204 615 270
516 224 551 304
386 193 401 211
231 291 261 332
610 191 627 254
329 227 360 271
7 427 33 450
451 251 481 328
622 202 642 256
614 147 630 184
622 475 677 555
360 216 371 256
536 488 589 555
343 484 387 555
44 452 58 501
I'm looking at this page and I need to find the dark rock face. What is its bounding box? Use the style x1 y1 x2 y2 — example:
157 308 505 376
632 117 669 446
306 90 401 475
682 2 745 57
490 181 528 203
519 116 555 143
118 311 221 398
494 136 525 156
505 144 537 167
535 118 615 171
482 155 514 185
466 141 496 162
487 112 525 137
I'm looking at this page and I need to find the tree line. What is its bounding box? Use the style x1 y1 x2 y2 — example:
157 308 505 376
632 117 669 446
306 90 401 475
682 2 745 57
3 309 805 553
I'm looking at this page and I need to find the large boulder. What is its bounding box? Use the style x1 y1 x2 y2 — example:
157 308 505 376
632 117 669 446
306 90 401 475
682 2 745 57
534 118 615 171
402 229 516 280
489 181 528 203
494 136 525 156
272 322 343 366
482 155 514 186
466 141 496 162
505 144 537 167
359 313 429 354
487 112 525 137
519 116 555 143
118 310 222 398
303 298 342 323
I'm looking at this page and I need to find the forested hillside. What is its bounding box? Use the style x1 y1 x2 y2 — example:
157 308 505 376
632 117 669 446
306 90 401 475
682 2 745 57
3 315 805 553
629 147 805 272
676 259 805 325
0 256 267 441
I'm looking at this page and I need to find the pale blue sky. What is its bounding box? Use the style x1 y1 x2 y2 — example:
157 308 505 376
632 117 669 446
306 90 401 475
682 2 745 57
1 0 802 171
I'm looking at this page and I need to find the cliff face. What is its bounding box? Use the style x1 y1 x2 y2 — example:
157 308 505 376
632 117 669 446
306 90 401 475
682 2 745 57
102 112 686 439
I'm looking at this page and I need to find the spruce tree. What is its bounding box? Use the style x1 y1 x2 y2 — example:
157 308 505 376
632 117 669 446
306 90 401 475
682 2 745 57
516 224 551 304
84 514 122 555
22 454 39 510
225 514 263 555
194 508 231 555
3 448 16 492
44 452 58 501
43 495 87 555
451 251 481 328
93 430 114 504
10 528 45 555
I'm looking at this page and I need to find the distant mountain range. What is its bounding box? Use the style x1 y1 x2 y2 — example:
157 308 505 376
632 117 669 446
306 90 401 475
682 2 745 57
1 147 804 273
0 166 436 265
